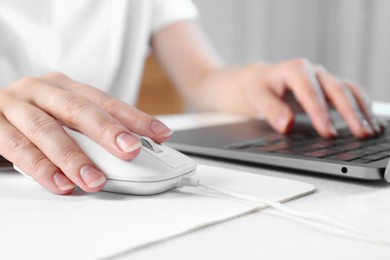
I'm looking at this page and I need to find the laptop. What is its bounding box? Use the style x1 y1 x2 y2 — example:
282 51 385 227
166 115 390 182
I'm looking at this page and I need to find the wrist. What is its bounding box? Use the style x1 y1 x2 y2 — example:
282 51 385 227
194 64 263 114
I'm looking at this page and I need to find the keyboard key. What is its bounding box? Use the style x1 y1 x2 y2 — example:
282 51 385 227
339 141 365 151
376 151 390 156
325 152 364 161
300 141 335 151
226 138 271 149
304 149 337 158
352 159 372 164
253 142 293 152
359 154 389 162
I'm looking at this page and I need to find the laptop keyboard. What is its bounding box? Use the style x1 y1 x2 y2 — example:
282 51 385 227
227 128 390 164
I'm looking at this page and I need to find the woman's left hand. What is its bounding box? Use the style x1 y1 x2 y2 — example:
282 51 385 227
232 58 382 138
152 21 383 138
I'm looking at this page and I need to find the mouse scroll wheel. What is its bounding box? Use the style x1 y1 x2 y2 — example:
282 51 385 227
140 137 161 153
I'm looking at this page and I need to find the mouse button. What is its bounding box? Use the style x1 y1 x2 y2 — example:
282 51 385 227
140 137 161 153
160 155 186 168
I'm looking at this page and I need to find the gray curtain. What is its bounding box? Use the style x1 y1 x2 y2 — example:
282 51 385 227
193 0 390 102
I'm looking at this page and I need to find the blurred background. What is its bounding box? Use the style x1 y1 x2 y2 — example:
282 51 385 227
192 0 390 102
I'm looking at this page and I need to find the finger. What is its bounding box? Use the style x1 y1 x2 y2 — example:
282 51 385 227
316 67 374 138
2 101 107 192
13 77 142 160
0 114 75 195
282 59 337 137
342 85 374 136
251 86 295 134
40 72 173 143
377 118 388 130
343 80 382 134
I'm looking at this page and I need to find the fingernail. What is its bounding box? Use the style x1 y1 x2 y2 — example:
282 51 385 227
327 121 338 136
150 120 174 137
276 112 290 132
80 165 106 188
117 133 142 153
53 172 75 191
361 119 374 136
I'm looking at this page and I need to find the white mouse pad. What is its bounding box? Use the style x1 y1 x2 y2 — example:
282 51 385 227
0 164 315 260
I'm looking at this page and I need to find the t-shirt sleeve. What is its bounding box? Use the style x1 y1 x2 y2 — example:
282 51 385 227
151 0 198 33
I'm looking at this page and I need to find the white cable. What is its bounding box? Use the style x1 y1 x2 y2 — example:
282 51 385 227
179 177 390 247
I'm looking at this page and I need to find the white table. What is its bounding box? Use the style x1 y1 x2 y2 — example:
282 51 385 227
124 102 390 260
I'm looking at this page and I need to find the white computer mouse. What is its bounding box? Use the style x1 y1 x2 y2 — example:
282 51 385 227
15 127 197 195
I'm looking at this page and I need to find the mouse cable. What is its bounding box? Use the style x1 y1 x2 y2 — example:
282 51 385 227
179 177 390 247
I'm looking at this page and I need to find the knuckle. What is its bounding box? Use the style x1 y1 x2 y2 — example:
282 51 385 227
29 115 58 137
96 117 118 135
131 110 153 129
99 95 117 114
42 71 68 81
64 95 90 121
32 156 52 179
16 76 37 86
13 76 39 91
289 57 310 70
61 146 84 167
8 134 31 154
8 137 42 169
0 89 12 103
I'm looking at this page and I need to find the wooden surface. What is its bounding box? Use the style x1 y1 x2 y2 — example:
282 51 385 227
136 56 185 115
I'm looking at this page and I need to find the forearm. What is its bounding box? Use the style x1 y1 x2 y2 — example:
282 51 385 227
152 21 260 114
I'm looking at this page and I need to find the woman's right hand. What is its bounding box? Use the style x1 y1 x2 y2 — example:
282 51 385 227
0 72 173 195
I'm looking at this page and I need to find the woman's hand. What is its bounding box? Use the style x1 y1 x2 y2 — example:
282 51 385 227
0 72 173 195
234 58 382 138
186 58 382 139
152 21 382 138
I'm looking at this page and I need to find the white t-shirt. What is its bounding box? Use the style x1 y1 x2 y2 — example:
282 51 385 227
0 0 198 104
